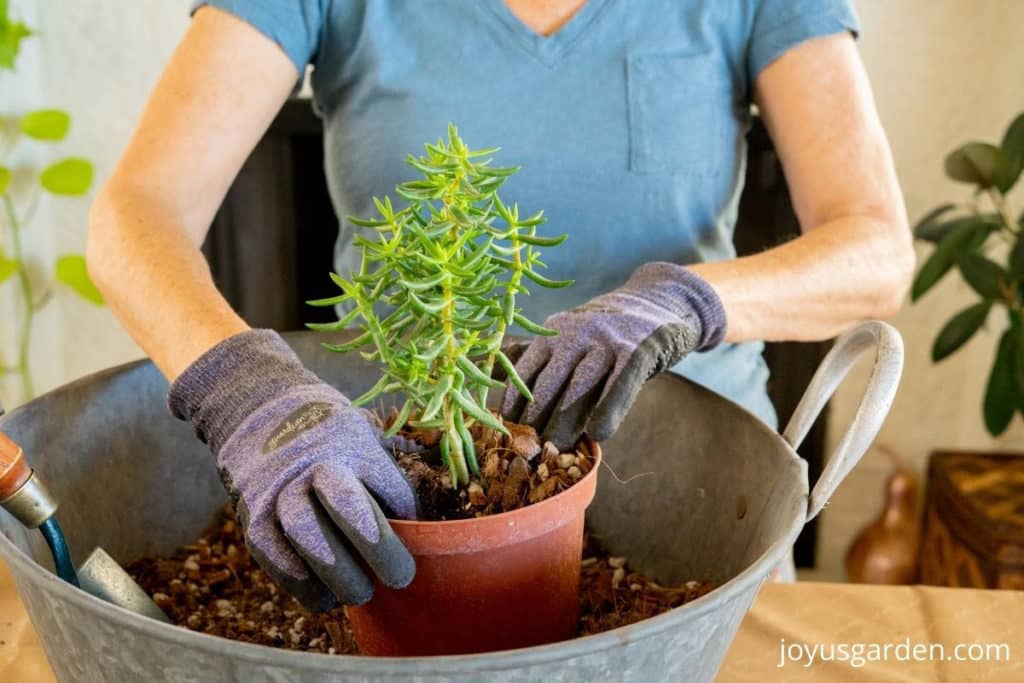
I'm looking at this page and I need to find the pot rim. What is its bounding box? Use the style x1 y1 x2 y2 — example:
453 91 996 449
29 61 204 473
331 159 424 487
387 438 602 548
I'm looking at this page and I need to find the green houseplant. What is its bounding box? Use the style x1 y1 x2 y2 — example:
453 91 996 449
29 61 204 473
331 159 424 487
310 125 602 656
912 111 1024 436
1 1 101 402
309 123 571 488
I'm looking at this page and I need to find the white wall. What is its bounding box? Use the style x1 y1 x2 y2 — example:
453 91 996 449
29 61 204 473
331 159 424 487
4 1 1022 578
816 0 1024 580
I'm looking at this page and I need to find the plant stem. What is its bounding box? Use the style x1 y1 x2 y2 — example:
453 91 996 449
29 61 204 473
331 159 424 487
2 194 34 399
443 401 468 486
480 225 524 405
989 188 1020 235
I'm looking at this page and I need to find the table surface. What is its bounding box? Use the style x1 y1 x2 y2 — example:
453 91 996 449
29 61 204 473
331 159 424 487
2 560 1022 682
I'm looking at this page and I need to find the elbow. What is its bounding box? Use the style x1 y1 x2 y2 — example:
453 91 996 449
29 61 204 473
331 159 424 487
86 185 121 298
870 224 916 319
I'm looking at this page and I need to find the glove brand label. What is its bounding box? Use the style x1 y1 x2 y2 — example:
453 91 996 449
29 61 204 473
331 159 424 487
263 402 332 453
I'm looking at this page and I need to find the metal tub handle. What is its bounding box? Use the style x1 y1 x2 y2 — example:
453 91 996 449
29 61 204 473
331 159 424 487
782 320 904 522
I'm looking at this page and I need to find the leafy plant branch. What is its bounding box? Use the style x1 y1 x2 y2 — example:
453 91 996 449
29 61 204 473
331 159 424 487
912 111 1024 436
309 124 572 486
1 5 103 403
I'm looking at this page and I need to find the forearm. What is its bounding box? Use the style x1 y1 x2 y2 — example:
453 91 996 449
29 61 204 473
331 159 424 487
689 213 914 343
87 187 248 381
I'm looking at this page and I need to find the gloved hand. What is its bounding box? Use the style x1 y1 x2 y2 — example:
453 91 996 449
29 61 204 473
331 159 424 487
502 262 726 448
168 330 417 611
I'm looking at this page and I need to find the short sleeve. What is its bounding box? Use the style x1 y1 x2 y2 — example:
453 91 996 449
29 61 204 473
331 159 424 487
748 0 860 84
192 0 328 76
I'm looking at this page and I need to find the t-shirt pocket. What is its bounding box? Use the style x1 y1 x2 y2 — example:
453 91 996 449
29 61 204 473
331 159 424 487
626 51 725 176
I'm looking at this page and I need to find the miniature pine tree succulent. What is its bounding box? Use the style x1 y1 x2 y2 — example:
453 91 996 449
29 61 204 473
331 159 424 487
309 124 572 487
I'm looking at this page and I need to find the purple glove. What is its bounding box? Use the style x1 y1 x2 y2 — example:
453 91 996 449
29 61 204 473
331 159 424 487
169 330 416 611
502 262 726 449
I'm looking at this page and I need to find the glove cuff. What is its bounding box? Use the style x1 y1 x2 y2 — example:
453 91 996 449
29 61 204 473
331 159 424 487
624 262 727 352
168 329 325 453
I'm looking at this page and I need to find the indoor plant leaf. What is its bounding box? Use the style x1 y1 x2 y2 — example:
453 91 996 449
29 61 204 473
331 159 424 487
912 203 957 242
983 330 1017 436
911 218 994 301
0 255 17 284
931 301 991 362
18 109 71 141
944 142 1007 188
1013 313 1024 415
914 213 999 246
1009 234 1024 281
0 165 10 195
999 112 1024 192
0 4 31 71
40 158 93 195
54 254 104 304
955 251 1007 300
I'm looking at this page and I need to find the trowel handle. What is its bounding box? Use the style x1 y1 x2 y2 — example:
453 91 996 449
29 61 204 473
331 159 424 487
0 431 32 499
782 321 904 522
0 431 59 528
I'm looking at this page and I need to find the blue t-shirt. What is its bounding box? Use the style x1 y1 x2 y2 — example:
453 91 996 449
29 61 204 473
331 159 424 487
194 0 859 428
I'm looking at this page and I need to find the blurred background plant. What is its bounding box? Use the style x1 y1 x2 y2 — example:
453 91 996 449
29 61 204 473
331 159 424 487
912 111 1024 436
1 0 102 402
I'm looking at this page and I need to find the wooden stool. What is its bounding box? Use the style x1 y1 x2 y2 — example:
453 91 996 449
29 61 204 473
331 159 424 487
920 451 1024 589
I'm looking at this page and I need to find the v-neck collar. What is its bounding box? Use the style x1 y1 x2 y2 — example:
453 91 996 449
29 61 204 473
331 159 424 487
481 0 616 67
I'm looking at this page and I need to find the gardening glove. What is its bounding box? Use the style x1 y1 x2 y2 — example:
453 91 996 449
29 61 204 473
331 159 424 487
168 329 417 611
502 262 726 449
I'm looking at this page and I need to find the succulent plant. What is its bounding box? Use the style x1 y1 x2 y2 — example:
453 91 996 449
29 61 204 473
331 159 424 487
310 124 572 486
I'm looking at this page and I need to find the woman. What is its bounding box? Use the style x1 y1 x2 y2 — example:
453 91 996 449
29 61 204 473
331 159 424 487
87 0 913 609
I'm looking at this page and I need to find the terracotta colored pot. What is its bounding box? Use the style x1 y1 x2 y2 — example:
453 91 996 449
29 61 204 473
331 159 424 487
347 438 601 656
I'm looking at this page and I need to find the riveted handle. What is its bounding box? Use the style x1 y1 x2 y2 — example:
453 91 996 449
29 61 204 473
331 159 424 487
782 321 904 522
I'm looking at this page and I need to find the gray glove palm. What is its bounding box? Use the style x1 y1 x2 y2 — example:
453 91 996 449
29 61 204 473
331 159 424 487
502 262 726 448
169 330 416 611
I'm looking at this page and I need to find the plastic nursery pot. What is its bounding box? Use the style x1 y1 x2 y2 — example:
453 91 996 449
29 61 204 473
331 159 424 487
347 437 602 657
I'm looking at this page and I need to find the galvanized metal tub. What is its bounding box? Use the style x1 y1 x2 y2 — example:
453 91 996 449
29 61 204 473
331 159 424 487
0 322 902 682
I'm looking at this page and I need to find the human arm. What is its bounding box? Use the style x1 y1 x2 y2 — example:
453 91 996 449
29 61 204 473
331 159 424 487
87 6 417 609
689 32 914 342
86 7 294 380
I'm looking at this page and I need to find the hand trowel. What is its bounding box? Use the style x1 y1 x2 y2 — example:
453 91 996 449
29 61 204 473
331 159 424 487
0 431 169 622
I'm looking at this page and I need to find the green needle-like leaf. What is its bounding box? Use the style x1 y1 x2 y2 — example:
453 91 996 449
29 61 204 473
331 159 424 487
517 232 566 247
523 268 574 288
451 389 508 435
456 355 503 389
421 374 454 421
497 350 533 402
321 329 373 353
453 407 479 476
0 165 11 195
353 375 401 406
513 312 558 336
383 398 414 439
